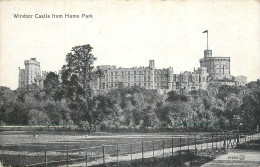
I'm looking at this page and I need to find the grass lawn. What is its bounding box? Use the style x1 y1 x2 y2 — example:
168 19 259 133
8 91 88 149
0 131 223 166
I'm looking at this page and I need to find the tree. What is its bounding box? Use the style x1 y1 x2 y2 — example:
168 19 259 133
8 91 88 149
62 45 97 125
27 109 51 126
44 72 63 101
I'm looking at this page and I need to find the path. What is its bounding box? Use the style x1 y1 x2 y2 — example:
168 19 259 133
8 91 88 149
201 149 260 167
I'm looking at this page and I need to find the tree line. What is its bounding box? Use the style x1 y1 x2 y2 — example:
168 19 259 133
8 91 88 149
0 45 259 132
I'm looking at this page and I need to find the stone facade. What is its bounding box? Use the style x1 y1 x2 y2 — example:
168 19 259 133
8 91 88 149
94 60 211 92
94 49 247 92
94 60 174 90
18 58 46 89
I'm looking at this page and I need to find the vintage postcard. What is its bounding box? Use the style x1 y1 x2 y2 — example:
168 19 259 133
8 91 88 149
0 0 259 167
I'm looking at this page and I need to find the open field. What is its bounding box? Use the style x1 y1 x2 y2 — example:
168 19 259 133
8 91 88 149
1 131 258 166
0 131 217 166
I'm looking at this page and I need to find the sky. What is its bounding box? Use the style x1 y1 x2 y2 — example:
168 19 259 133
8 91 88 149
0 0 259 90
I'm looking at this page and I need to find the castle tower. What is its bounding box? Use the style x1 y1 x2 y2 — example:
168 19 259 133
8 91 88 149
19 58 41 87
149 60 155 89
204 49 212 58
200 30 231 80
149 60 155 69
167 67 173 90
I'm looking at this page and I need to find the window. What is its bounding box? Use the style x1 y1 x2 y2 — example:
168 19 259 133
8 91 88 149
144 83 146 86
134 71 136 75
128 83 130 87
139 71 141 74
148 83 150 86
111 72 113 75
144 76 146 81
128 71 130 75
148 76 150 81
139 83 141 86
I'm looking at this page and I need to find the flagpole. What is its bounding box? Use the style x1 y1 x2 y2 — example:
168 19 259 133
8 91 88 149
207 31 208 50
203 30 208 50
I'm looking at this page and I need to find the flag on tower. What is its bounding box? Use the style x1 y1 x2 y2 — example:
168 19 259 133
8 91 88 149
203 30 208 33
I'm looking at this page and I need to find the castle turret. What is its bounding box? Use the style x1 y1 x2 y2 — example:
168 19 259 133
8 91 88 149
149 60 155 89
167 67 173 90
204 49 212 58
149 60 155 69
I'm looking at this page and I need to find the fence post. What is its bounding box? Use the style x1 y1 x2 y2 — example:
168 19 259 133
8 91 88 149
117 144 119 165
163 139 165 159
195 134 197 151
18 154 21 167
171 138 174 156
86 147 88 167
153 140 155 162
223 132 225 148
66 148 69 167
45 150 47 167
179 137 181 152
212 132 214 149
188 136 189 151
201 136 203 150
142 140 144 163
130 143 132 163
216 133 218 148
102 144 105 164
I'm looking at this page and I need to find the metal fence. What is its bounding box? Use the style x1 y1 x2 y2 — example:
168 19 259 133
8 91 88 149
0 131 259 167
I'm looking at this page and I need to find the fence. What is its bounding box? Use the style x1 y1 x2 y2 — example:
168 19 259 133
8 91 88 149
0 131 259 167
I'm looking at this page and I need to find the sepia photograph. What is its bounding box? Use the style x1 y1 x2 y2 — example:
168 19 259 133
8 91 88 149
0 0 260 166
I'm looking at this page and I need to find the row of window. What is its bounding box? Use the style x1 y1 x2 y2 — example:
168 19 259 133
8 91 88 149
107 70 168 76
103 82 166 89
104 76 169 81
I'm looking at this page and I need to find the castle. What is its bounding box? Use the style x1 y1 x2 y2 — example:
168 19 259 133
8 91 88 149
93 48 247 92
18 50 247 91
18 58 48 89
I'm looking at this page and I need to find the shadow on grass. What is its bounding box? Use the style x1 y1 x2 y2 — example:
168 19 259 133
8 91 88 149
91 148 227 167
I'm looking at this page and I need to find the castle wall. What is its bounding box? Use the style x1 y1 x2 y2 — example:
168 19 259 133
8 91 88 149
96 60 173 90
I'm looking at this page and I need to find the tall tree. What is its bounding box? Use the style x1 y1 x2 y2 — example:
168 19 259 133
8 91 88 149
62 44 97 125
